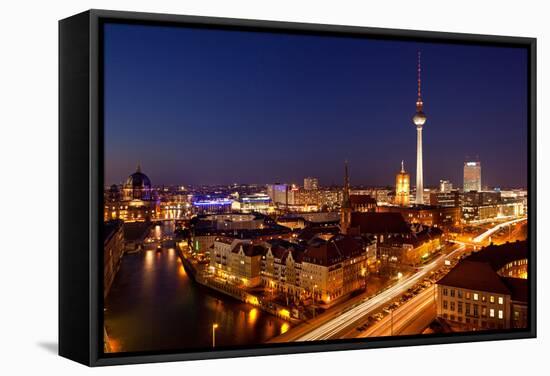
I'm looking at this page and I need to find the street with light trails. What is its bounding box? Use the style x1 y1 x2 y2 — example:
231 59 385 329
356 285 437 338
295 244 466 341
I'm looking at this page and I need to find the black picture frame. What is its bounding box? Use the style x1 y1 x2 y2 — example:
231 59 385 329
59 9 537 367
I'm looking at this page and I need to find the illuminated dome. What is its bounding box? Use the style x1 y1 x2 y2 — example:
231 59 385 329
125 171 151 189
123 164 152 201
413 111 427 127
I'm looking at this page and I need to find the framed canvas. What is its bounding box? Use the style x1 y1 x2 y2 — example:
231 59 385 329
59 9 536 366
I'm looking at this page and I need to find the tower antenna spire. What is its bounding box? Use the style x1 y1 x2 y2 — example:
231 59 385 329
416 51 424 112
417 51 422 99
401 160 405 173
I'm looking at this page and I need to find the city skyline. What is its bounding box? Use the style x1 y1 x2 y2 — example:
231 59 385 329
101 22 530 355
105 159 522 191
104 24 528 188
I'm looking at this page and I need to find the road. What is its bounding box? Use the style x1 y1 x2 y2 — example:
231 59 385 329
356 285 436 338
472 217 527 243
272 218 525 342
295 244 465 341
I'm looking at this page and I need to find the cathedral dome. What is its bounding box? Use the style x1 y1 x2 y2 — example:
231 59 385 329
123 164 152 201
125 170 151 189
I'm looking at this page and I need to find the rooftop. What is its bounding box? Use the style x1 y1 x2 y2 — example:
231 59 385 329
350 212 411 234
467 240 528 271
298 226 340 242
437 260 511 295
437 241 529 299
350 195 377 206
302 235 364 267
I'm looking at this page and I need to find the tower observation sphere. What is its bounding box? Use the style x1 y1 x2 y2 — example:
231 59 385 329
413 112 427 127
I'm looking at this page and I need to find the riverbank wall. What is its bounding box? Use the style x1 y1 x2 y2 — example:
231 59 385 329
176 247 299 323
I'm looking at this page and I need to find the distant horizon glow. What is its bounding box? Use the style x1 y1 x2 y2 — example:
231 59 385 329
104 23 528 189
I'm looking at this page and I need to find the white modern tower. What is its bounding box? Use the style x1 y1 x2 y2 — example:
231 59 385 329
412 51 427 205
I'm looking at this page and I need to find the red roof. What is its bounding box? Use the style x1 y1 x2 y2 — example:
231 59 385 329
437 260 511 295
231 242 265 257
466 241 527 271
303 235 364 266
350 212 410 234
350 195 377 206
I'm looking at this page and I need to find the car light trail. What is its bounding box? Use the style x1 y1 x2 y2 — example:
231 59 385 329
472 217 526 243
297 245 465 341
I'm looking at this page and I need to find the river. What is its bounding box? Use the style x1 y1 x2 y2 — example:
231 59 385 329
104 222 290 353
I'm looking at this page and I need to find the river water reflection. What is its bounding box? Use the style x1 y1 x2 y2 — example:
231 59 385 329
104 223 290 353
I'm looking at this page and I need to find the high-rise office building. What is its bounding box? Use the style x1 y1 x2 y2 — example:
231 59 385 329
303 177 319 190
464 161 482 192
266 184 289 206
440 180 453 193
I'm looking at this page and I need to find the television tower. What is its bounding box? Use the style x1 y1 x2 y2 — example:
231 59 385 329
412 51 427 205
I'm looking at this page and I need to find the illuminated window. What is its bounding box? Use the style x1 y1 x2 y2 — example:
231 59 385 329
473 293 479 301
498 297 504 305
490 309 495 318
490 296 495 303
498 310 504 319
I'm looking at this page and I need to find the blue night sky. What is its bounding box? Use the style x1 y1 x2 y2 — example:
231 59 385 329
103 23 528 188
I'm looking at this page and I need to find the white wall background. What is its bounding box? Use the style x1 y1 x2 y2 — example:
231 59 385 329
0 0 547 374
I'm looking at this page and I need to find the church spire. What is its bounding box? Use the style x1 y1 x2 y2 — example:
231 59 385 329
342 160 351 208
136 162 141 173
340 160 352 234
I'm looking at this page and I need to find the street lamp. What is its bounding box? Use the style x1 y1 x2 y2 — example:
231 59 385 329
212 323 219 348
312 284 318 318
391 309 394 336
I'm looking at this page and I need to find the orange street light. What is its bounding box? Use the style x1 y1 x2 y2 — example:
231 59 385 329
212 323 219 348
